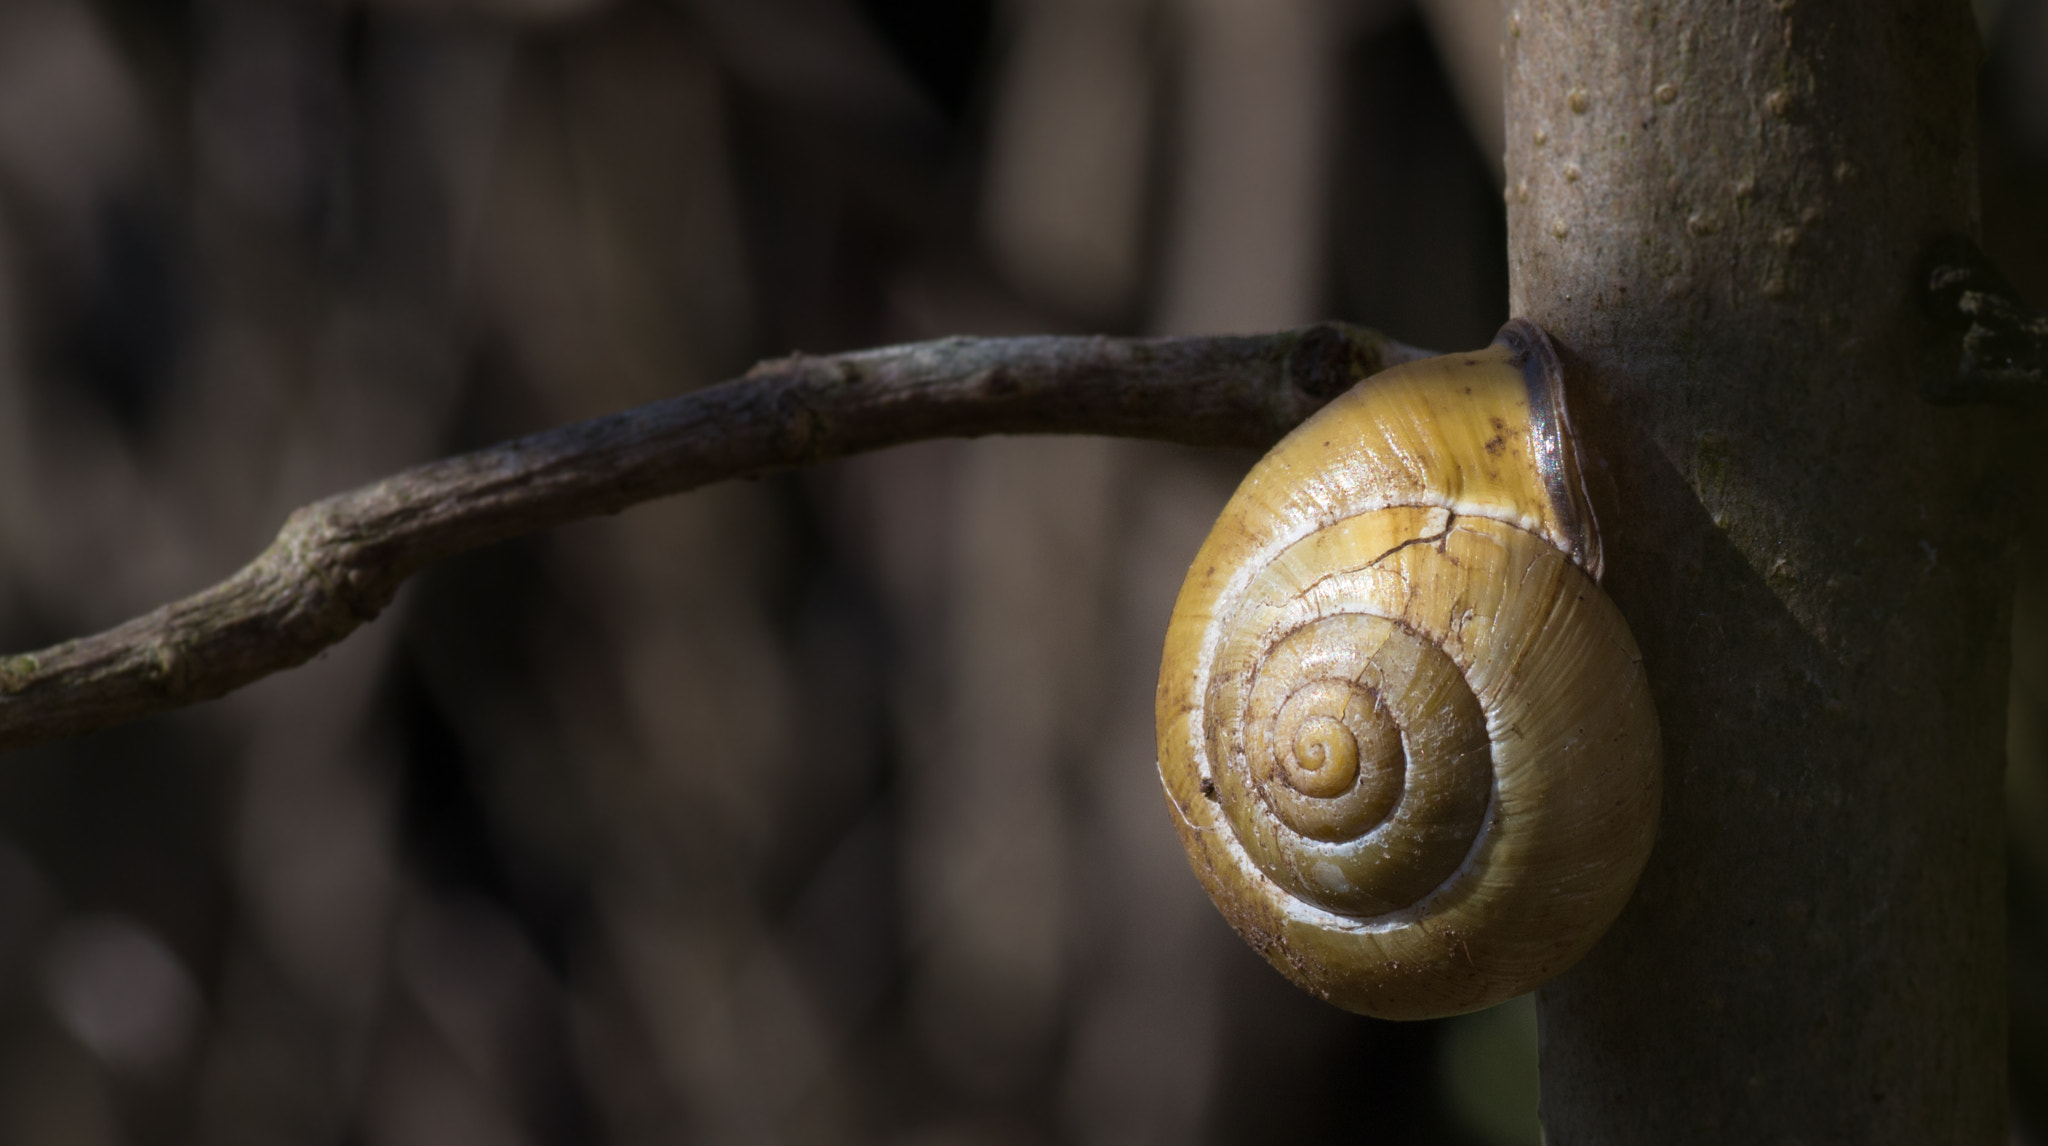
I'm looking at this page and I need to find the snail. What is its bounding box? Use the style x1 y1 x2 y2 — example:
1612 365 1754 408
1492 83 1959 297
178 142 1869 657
1155 318 1661 1020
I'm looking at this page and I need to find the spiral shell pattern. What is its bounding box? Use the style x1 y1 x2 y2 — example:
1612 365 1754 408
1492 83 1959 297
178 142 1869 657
1157 321 1661 1020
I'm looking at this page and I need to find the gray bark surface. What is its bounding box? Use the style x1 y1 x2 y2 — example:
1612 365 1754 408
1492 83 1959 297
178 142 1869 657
1506 1 2007 1139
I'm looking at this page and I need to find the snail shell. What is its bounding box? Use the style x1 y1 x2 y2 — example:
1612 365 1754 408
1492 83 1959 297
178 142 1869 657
1155 319 1660 1020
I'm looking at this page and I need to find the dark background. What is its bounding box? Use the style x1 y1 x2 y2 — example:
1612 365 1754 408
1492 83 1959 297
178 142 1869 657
0 0 2035 1142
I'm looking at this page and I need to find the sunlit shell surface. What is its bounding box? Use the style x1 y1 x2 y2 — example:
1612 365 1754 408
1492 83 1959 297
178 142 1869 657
1155 321 1661 1020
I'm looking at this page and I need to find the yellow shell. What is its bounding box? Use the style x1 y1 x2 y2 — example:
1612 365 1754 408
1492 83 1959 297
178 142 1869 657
1155 319 1661 1020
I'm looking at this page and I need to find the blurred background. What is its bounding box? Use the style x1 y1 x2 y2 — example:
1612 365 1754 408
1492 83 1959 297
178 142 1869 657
0 0 2034 1143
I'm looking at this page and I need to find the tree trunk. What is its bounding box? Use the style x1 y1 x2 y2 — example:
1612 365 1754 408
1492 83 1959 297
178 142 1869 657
1505 1 2007 1140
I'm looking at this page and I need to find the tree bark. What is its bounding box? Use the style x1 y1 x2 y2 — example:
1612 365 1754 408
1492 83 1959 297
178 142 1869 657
1507 1 2005 1140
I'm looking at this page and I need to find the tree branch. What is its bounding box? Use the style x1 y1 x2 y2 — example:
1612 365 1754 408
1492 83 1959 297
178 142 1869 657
1922 235 2048 406
0 322 1426 753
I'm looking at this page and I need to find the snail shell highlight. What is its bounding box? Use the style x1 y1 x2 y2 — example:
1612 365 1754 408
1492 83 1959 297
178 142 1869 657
1155 319 1660 1020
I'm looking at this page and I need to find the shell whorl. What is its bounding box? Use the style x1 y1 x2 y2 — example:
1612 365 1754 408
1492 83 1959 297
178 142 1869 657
1156 320 1661 1020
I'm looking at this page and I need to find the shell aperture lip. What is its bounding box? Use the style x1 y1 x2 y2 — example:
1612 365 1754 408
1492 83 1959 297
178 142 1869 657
1497 317 1602 579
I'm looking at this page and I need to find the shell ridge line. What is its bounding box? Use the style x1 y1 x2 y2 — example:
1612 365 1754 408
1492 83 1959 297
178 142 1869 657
1474 552 1581 734
1161 770 1222 835
1202 533 1583 934
1378 416 1452 510
1182 562 1574 941
1293 510 1459 604
1219 606 1500 922
1187 504 1536 789
1243 779 1506 938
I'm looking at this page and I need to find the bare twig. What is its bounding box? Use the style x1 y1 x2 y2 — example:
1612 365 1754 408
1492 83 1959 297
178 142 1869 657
1922 235 2048 405
0 322 1426 752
